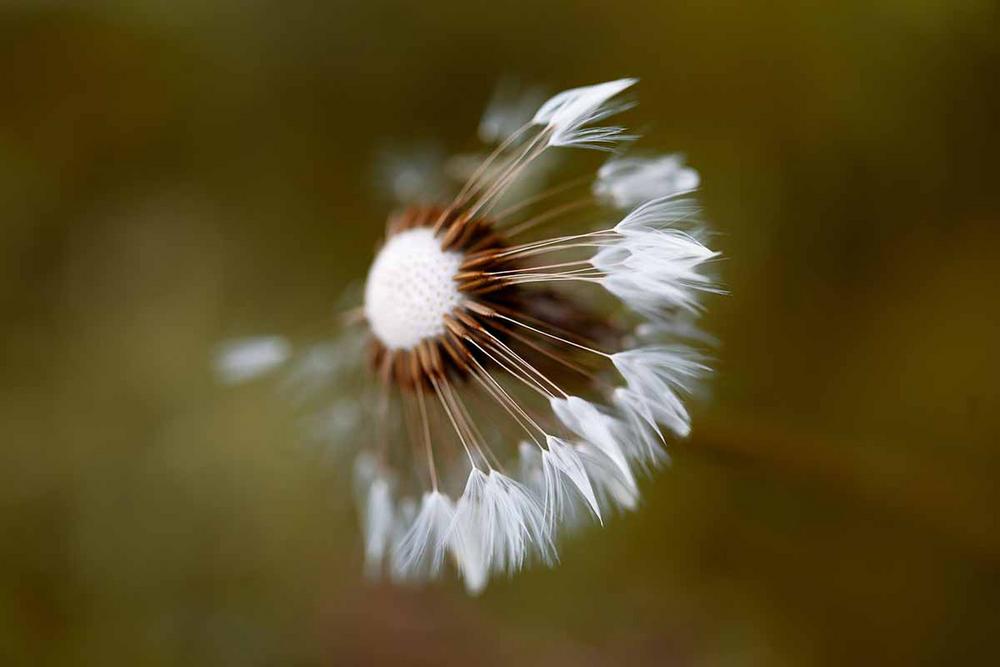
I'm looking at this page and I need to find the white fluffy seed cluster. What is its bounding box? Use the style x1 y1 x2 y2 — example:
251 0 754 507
213 78 720 596
363 227 464 350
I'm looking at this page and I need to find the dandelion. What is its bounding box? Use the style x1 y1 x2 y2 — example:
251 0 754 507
217 78 721 594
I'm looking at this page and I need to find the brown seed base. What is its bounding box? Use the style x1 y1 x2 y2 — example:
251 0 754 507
367 205 619 394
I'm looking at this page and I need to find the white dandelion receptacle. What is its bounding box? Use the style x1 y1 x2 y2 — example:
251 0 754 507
217 78 720 595
364 227 465 351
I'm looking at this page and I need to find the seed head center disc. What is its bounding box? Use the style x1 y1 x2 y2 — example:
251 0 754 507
364 227 464 351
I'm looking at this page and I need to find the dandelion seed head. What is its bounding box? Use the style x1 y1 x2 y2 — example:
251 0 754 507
218 78 721 594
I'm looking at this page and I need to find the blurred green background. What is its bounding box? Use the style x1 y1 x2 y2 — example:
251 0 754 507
2 1 998 665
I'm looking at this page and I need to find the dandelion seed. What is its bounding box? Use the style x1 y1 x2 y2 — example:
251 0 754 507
214 336 291 384
594 154 700 209
354 453 396 577
217 78 721 593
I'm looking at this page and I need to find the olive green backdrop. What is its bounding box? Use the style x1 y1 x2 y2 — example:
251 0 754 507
1 1 998 664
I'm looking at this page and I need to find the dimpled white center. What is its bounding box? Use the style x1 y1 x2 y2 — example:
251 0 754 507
364 227 464 350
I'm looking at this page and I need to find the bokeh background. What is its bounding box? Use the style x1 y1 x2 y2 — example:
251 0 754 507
2 1 998 664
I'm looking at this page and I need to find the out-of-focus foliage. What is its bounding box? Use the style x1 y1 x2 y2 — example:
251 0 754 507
1 1 998 665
